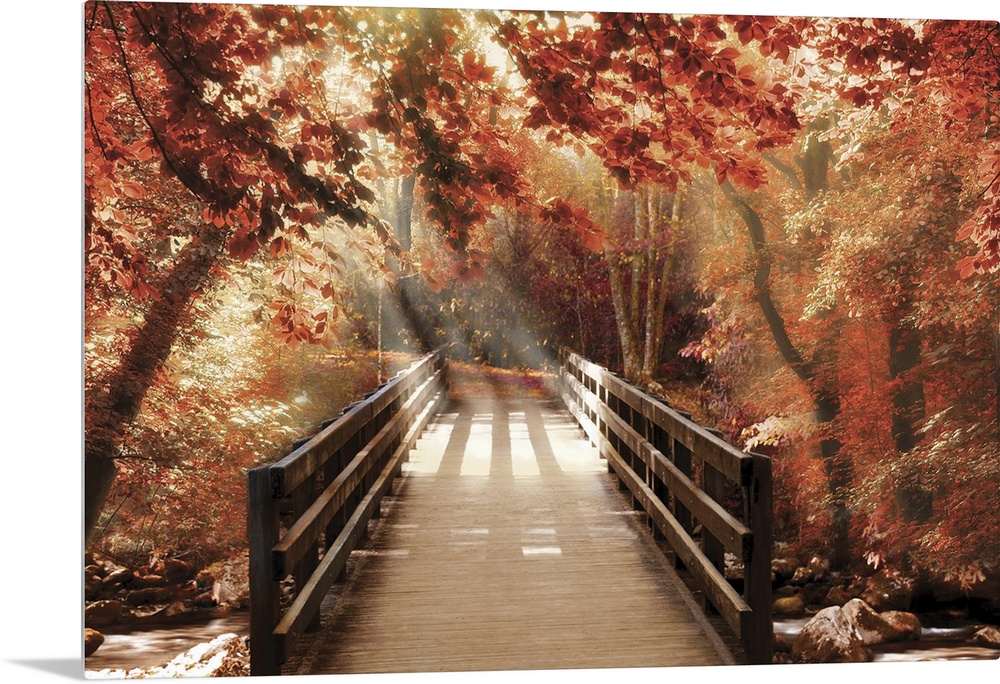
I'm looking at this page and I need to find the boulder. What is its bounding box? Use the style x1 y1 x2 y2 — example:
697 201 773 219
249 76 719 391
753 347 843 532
103 568 134 590
880 611 922 641
800 581 829 607
162 558 196 581
792 605 873 663
825 585 857 606
773 632 793 653
969 625 1000 649
130 573 167 589
85 600 123 628
790 566 813 586
841 599 916 645
84 629 104 657
807 556 830 581
773 595 806 617
85 575 104 602
772 557 799 583
860 571 913 612
124 586 172 607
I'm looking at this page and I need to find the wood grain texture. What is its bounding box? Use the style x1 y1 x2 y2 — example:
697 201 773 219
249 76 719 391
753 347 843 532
284 387 733 675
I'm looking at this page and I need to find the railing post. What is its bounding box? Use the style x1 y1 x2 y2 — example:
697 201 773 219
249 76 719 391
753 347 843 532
248 466 281 676
744 452 773 664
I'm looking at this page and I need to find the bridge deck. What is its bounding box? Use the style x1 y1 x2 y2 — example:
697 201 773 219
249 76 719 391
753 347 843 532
284 382 733 675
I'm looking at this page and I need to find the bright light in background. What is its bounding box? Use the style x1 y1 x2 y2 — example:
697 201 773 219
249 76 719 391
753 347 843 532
510 411 541 477
460 414 493 476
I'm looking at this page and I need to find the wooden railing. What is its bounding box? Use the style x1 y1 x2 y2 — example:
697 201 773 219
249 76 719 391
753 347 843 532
557 347 773 665
247 349 448 675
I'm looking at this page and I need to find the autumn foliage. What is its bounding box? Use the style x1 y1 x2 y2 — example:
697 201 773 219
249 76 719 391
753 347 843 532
85 3 998 595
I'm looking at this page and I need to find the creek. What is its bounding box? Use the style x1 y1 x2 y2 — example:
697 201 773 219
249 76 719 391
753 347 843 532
774 616 1000 662
85 611 996 672
84 611 249 673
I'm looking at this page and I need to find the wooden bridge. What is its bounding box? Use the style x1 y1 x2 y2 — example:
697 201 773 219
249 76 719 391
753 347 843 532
248 348 773 676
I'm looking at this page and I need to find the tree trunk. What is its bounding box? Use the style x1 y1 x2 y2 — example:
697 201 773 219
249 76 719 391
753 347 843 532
721 180 854 569
886 287 930 521
85 226 228 544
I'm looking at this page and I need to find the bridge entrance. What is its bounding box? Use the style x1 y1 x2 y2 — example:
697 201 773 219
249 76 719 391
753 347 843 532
282 388 733 674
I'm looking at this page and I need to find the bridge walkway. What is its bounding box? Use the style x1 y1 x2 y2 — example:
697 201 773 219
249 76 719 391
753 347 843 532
282 384 733 675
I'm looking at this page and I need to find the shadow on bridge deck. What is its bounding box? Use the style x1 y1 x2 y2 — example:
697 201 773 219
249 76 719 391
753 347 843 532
283 382 735 675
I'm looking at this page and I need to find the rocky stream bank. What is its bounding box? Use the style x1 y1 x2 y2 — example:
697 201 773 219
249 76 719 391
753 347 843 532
85 548 999 674
84 551 251 677
766 550 1000 664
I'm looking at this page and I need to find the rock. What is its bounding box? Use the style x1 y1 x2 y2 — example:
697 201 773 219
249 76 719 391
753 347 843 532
125 587 172 607
162 601 195 620
969 625 1000 649
841 599 912 645
85 600 123 628
162 558 195 581
772 651 793 664
800 581 829 607
792 605 873 663
773 595 807 616
130 573 167 589
825 585 857 606
212 580 239 607
860 571 913 612
807 556 830 581
104 568 134 588
84 629 104 657
791 566 813 586
193 590 217 608
774 585 797 598
85 575 104 601
773 632 793 653
772 557 799 582
881 611 922 641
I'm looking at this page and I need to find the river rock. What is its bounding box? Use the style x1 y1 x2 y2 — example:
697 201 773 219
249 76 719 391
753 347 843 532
825 585 857 606
85 600 123 628
773 632 793 653
773 595 806 616
162 558 196 581
841 598 918 645
84 629 105 657
807 556 830 581
772 557 799 582
880 611 922 640
86 574 104 602
130 573 167 589
792 605 873 663
125 586 172 607
860 571 913 611
790 566 813 586
969 625 1000 648
103 568 134 591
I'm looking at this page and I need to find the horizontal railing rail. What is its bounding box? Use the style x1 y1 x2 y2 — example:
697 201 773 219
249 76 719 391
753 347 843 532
556 347 772 665
248 349 448 675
